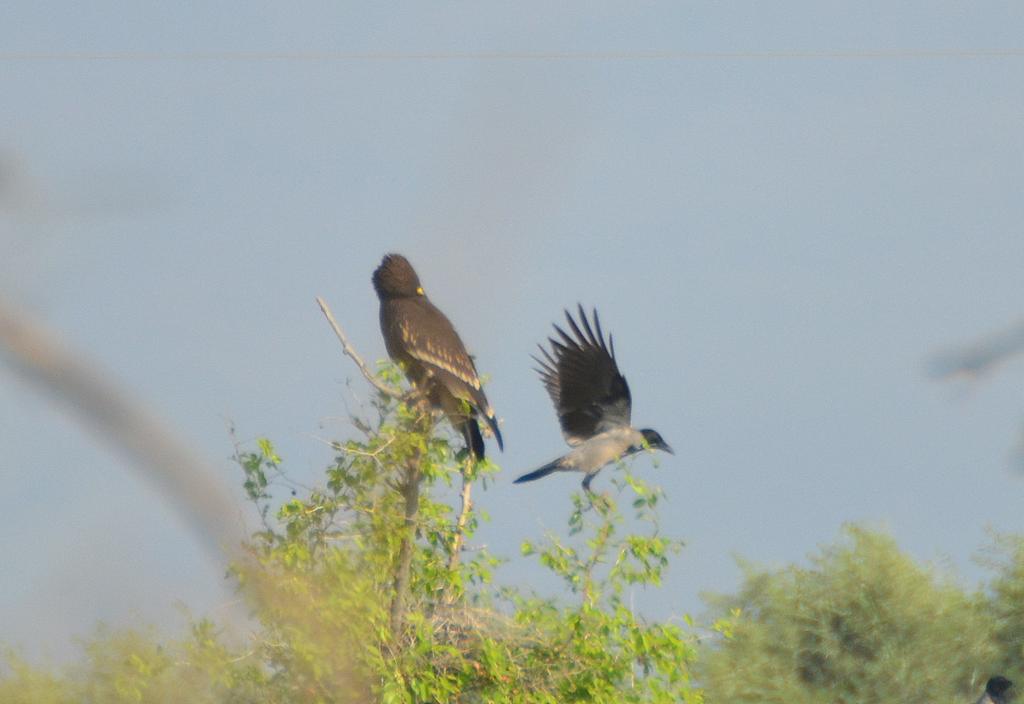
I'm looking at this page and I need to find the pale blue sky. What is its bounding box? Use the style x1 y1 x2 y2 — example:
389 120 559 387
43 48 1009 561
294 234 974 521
3 3 1024 661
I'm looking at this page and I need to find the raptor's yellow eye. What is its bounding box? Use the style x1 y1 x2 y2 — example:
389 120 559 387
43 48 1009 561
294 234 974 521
416 287 424 295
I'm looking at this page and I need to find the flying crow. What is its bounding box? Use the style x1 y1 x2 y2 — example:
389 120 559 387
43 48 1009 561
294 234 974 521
514 305 672 492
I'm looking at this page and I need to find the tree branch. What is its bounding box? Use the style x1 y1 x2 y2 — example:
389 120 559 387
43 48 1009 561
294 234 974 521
929 319 1024 380
315 296 404 400
447 455 475 574
390 450 422 637
0 296 244 562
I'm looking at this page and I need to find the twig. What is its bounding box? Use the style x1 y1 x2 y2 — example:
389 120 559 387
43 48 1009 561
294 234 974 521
930 318 1024 472
447 455 475 573
390 451 422 637
0 296 245 561
306 432 397 464
929 319 1024 380
316 296 404 399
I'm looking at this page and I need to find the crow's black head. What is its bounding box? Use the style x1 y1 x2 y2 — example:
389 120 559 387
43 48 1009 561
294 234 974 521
640 428 674 455
372 253 424 300
988 676 1014 700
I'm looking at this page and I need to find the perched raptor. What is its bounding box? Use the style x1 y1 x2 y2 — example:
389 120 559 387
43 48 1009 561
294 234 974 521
372 253 502 459
976 677 1014 704
514 305 672 492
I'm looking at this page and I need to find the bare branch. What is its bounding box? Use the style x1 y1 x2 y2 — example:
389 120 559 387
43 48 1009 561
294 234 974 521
307 432 398 467
930 318 1024 474
0 296 245 561
390 451 422 637
316 295 404 399
929 319 1024 380
447 455 475 573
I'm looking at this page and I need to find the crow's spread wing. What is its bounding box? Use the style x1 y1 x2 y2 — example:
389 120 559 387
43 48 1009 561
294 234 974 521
534 305 631 446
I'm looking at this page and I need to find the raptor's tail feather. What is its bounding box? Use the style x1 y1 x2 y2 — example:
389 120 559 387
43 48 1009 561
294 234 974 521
482 411 504 452
460 417 486 460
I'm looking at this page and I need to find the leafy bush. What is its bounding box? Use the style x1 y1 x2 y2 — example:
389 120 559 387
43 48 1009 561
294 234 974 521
15 359 1022 703
981 533 1024 687
1 362 698 703
700 526 997 704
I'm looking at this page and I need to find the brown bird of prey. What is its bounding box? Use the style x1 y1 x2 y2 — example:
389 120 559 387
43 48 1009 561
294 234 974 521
514 305 672 492
372 253 502 459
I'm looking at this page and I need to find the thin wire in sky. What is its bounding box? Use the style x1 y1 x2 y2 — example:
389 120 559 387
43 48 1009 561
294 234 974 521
2 49 1024 62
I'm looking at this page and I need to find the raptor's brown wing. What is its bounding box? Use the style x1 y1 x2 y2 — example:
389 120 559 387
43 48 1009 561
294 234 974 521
384 296 503 451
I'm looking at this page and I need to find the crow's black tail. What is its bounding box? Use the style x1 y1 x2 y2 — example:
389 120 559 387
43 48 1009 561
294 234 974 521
513 459 561 484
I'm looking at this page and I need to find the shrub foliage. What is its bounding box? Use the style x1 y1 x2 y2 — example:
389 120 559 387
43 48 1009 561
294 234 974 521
1 363 698 703
6 364 1024 703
